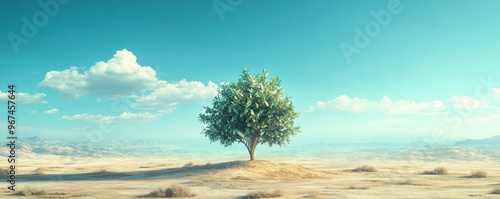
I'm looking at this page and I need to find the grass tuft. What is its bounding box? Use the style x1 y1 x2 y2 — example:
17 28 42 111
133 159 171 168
490 188 500 194
245 190 283 198
35 167 47 175
347 185 369 189
147 187 166 197
396 179 421 186
351 165 377 172
0 169 9 176
423 167 448 175
233 176 253 180
143 184 196 198
92 169 115 175
465 170 487 178
17 186 46 196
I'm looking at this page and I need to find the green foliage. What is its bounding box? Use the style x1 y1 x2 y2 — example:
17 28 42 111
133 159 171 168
199 69 300 160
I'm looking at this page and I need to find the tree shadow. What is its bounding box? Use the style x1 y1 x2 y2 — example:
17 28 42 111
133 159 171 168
17 160 248 182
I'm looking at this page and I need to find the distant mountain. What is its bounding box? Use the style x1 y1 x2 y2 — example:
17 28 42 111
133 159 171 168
454 135 500 146
3 136 498 161
1 138 219 158
20 136 43 141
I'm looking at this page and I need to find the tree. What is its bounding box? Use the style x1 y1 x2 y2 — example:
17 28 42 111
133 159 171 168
199 69 300 160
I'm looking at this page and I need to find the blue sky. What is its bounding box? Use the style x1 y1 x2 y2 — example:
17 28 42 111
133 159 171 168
1 0 499 147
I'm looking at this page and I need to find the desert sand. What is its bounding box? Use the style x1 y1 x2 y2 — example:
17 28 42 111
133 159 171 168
1 153 499 199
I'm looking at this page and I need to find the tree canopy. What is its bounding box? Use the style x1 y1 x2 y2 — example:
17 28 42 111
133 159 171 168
199 69 300 160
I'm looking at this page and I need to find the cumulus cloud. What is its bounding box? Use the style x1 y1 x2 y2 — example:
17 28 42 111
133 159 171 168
38 49 219 113
44 109 59 114
322 95 378 112
132 80 218 113
62 112 161 123
39 49 158 99
312 95 445 114
381 96 446 114
0 91 47 104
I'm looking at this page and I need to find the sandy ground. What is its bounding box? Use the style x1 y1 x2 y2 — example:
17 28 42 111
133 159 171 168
1 154 499 199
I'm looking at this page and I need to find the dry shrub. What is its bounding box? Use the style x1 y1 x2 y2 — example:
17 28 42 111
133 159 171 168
245 190 283 198
147 187 166 197
184 162 194 167
233 176 253 180
166 184 195 197
490 188 500 194
92 169 115 175
17 186 46 196
94 169 107 173
49 192 69 195
144 184 196 198
466 170 487 178
0 169 9 176
352 165 377 172
35 167 47 175
395 179 421 185
423 167 448 175
347 185 369 189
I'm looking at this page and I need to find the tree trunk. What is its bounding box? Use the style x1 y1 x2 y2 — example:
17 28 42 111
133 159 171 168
247 131 260 161
245 144 256 160
249 150 255 160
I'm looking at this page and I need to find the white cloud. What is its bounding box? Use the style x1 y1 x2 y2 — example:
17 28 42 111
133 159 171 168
329 95 378 112
62 112 161 123
38 49 219 113
30 110 37 114
0 91 47 104
467 113 500 124
381 96 446 114
312 95 445 114
132 80 218 113
39 49 158 99
449 96 487 110
367 118 413 125
44 109 59 114
381 118 412 124
493 88 500 98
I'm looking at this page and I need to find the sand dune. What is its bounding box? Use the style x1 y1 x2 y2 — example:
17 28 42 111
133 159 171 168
1 154 500 199
2 137 499 198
